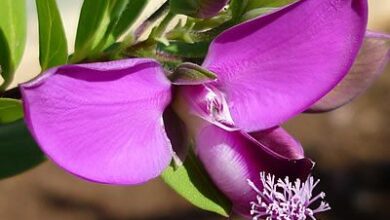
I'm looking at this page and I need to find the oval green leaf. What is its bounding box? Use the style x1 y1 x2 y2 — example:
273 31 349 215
0 29 13 91
0 119 45 179
112 0 148 39
72 0 110 62
229 0 249 21
157 41 210 59
230 0 295 23
93 0 149 52
241 0 296 22
92 0 129 52
0 0 27 90
161 151 231 217
0 98 23 124
246 0 296 9
36 0 68 70
72 0 147 62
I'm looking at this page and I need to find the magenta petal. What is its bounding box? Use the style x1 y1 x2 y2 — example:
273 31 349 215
203 0 368 131
21 59 173 185
250 126 304 160
308 31 390 112
174 85 236 131
195 120 313 216
163 107 189 166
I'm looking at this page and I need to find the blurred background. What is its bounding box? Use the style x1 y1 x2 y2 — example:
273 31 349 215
1 1 389 219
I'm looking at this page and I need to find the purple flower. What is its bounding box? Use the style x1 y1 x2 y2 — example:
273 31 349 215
20 0 389 218
171 0 375 216
248 172 330 220
173 84 314 215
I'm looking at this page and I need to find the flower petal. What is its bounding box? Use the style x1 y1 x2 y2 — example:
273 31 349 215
21 59 172 185
307 31 390 112
250 126 304 160
163 107 189 166
195 121 313 216
203 0 368 131
174 85 236 131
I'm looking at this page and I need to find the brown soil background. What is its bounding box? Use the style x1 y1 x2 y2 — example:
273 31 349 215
1 1 389 220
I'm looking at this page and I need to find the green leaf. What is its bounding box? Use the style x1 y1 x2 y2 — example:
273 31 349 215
246 0 296 9
0 98 44 179
161 151 231 217
92 0 129 51
0 98 23 124
72 0 148 62
0 0 27 67
169 0 200 17
36 0 68 70
0 119 45 179
0 29 13 91
0 0 27 89
240 0 296 22
72 0 110 62
112 0 148 39
157 41 210 59
170 0 227 18
230 0 295 23
191 11 232 31
93 0 149 52
229 0 249 22
241 7 277 21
